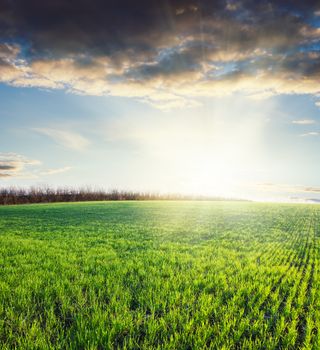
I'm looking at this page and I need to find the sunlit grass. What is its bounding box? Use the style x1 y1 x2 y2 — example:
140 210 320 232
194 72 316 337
0 201 319 349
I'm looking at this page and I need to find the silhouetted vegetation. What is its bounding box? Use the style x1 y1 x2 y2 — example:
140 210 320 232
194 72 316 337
0 186 246 205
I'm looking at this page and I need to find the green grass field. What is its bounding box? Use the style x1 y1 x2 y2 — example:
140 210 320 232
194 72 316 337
0 201 319 349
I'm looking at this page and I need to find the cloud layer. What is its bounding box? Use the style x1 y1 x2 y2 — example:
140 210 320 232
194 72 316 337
1 1 320 106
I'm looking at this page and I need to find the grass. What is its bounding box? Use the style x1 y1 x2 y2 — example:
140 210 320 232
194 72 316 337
0 201 319 349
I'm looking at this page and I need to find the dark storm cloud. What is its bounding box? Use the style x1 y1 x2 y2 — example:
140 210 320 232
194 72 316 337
1 0 191 58
280 52 320 78
0 0 320 104
1 0 318 58
126 49 202 81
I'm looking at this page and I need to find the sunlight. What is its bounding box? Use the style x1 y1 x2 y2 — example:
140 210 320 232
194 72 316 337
157 99 270 198
177 150 248 197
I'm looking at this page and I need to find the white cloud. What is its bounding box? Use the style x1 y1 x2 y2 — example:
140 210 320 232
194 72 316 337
300 132 320 137
40 166 72 176
292 119 316 125
33 127 90 150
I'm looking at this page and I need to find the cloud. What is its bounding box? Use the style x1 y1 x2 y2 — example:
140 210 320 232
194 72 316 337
0 164 16 170
1 1 320 107
0 173 12 178
40 166 72 176
300 131 320 136
33 128 90 150
0 153 73 179
292 119 316 125
0 153 40 178
257 182 320 194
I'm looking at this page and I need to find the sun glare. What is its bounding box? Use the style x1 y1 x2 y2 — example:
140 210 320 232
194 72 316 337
156 102 269 198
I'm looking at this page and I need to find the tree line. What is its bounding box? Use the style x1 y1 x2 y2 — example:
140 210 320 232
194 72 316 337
0 187 245 205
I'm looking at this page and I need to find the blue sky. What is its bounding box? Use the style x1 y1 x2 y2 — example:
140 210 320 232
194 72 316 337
1 1 320 201
2 83 320 202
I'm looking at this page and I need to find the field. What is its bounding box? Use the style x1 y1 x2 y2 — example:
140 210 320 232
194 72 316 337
0 201 319 349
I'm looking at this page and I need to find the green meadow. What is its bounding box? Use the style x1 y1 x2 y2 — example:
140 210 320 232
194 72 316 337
0 201 319 349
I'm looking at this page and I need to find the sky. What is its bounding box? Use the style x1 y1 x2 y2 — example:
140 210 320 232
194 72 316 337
1 0 320 202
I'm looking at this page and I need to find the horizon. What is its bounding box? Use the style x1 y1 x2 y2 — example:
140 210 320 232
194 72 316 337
1 1 320 203
1 185 320 205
